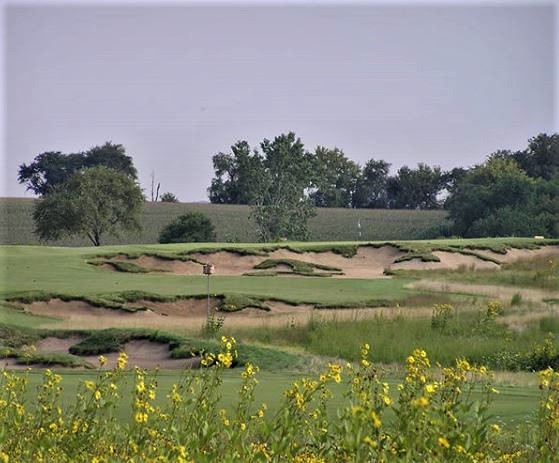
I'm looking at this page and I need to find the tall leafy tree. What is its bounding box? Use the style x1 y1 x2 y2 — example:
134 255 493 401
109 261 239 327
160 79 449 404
18 142 137 196
33 166 144 246
208 141 263 204
513 133 559 181
353 159 391 208
446 158 537 237
251 132 316 241
387 163 444 209
310 147 360 208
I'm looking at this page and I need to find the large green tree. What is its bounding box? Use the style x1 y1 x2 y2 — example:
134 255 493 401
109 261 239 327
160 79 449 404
445 158 544 237
250 133 316 241
387 163 444 209
208 141 263 204
33 166 144 246
18 142 137 196
310 147 360 208
352 159 391 208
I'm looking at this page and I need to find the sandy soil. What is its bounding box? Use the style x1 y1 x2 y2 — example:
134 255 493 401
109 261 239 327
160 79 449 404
35 336 85 354
391 251 500 271
79 340 201 370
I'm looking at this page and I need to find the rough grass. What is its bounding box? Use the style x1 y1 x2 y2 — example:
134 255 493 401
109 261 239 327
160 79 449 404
225 310 559 371
390 255 559 291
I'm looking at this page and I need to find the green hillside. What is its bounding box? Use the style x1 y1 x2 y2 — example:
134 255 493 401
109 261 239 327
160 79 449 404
0 198 446 246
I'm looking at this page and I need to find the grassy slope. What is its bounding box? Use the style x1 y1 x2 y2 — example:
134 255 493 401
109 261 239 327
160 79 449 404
0 198 446 245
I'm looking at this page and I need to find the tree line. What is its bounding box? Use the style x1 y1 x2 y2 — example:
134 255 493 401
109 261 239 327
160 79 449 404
208 132 559 240
17 133 559 245
208 139 453 210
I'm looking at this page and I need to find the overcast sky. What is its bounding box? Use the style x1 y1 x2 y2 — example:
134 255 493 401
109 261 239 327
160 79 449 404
3 1 555 201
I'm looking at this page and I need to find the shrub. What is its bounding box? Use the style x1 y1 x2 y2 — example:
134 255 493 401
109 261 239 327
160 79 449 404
159 192 178 203
158 212 216 243
430 303 453 331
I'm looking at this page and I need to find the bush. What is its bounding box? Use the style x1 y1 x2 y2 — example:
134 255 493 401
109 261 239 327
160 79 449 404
159 192 178 203
158 212 216 243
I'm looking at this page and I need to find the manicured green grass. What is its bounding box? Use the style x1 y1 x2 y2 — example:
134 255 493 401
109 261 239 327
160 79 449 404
0 198 448 245
0 244 416 306
0 303 58 328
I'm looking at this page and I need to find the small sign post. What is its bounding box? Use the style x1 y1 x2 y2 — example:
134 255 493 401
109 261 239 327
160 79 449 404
202 263 214 319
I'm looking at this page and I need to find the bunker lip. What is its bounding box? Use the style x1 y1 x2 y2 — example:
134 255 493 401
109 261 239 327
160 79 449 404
93 245 559 278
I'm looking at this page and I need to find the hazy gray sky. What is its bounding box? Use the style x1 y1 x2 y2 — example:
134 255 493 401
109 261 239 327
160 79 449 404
3 2 555 201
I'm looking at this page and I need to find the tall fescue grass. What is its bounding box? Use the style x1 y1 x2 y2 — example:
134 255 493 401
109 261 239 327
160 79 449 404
225 308 559 371
0 198 446 245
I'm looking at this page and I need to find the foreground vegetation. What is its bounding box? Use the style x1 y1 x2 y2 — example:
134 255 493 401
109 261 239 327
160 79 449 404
1 339 559 462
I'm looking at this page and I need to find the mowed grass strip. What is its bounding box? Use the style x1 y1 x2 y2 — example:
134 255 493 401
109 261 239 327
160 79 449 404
0 198 447 245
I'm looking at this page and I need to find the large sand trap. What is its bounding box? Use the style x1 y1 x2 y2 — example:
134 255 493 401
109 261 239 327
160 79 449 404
80 340 201 370
391 251 500 271
27 336 201 370
101 245 559 279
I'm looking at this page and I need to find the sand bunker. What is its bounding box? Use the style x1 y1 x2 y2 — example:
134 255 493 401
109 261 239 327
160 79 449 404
99 245 559 279
6 337 201 370
102 246 403 279
391 251 500 271
79 340 201 370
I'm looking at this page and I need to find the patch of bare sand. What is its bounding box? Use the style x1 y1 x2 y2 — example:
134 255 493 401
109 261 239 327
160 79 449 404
80 340 201 370
475 245 559 264
115 255 202 274
408 280 559 303
35 336 84 354
24 298 189 330
269 246 402 278
189 252 264 275
10 337 201 370
392 251 499 271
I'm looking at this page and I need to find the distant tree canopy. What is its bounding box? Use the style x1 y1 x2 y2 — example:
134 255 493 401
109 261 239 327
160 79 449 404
19 142 137 196
33 166 144 246
310 147 360 208
207 141 263 205
207 131 559 239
